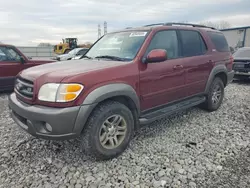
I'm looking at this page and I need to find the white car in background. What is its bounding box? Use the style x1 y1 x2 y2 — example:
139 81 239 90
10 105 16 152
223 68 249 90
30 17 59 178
56 48 89 61
71 48 89 60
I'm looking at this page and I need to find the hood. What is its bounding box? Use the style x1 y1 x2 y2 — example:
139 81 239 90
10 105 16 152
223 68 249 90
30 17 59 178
19 59 128 82
31 59 56 64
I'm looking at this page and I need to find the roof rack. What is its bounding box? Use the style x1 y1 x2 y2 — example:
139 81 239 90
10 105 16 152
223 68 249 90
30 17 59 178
143 22 216 30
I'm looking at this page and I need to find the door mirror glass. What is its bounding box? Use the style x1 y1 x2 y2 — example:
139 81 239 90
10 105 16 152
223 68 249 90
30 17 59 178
20 56 26 64
144 49 167 63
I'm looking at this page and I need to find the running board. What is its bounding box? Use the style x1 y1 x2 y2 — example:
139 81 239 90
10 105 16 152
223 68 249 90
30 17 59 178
139 96 206 125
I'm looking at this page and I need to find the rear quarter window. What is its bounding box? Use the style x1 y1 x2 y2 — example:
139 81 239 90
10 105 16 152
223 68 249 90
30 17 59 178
179 30 207 57
207 31 230 52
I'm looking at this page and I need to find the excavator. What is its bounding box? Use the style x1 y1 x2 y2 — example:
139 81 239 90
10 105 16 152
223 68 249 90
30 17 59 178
53 38 92 55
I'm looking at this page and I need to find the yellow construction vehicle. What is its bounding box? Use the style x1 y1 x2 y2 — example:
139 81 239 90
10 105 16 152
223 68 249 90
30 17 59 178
53 38 78 55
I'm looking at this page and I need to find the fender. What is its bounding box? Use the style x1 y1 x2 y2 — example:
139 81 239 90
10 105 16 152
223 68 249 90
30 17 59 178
82 83 140 113
205 64 227 93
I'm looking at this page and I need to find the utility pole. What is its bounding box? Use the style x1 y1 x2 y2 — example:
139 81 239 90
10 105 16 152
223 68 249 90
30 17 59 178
98 24 101 39
104 21 107 35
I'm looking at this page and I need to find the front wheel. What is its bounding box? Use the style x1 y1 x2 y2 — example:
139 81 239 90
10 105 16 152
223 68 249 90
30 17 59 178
81 101 134 160
64 49 71 54
202 77 224 112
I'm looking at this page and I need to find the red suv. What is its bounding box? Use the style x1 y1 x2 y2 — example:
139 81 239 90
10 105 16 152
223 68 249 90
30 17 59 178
0 44 55 91
8 23 234 160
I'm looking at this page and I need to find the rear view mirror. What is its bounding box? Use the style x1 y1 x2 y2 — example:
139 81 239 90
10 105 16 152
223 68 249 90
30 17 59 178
144 49 167 63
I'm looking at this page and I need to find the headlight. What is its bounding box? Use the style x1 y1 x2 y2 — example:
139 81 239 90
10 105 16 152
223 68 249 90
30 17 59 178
38 83 84 102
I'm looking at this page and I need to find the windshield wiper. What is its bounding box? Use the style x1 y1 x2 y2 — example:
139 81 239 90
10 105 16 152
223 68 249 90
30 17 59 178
80 55 92 59
94 55 127 61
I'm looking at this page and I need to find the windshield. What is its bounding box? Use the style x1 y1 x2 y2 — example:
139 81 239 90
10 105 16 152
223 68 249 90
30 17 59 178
233 48 250 59
68 48 78 55
85 31 148 60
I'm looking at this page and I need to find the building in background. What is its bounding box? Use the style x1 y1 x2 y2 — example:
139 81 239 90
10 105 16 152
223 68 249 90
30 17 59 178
221 26 250 50
38 43 53 47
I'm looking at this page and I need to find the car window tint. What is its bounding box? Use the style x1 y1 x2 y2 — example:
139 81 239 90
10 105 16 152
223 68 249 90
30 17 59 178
180 30 207 57
78 49 88 55
8 48 21 61
146 30 179 60
207 31 230 52
0 47 21 62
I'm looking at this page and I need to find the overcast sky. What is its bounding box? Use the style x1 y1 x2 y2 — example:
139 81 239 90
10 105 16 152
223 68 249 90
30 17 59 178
1 0 250 46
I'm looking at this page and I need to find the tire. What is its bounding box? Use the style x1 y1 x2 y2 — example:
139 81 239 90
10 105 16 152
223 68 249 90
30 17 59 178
64 49 70 54
81 101 134 160
202 77 224 112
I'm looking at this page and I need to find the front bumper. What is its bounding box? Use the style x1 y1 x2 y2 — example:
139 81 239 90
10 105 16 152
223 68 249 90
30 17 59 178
233 71 250 76
8 93 96 140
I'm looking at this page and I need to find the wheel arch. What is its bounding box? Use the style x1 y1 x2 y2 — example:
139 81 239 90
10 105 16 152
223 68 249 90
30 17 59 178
77 83 141 132
205 65 228 94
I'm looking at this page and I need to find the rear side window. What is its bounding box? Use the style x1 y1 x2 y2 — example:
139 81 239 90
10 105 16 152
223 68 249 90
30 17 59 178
207 31 229 52
179 30 207 57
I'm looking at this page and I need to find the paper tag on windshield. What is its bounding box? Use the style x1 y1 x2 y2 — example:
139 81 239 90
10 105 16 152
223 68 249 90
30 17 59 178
129 32 147 37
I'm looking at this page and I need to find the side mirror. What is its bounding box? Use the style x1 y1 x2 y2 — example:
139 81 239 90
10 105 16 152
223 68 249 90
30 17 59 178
143 49 167 63
27 56 32 60
20 56 26 64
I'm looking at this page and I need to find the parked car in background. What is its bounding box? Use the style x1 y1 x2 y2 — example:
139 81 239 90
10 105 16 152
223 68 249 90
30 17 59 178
232 47 250 80
56 48 89 61
230 46 235 54
0 44 56 91
72 48 89 60
9 23 234 160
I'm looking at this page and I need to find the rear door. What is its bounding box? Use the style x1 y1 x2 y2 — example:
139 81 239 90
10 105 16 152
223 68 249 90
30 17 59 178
0 46 23 90
178 29 213 96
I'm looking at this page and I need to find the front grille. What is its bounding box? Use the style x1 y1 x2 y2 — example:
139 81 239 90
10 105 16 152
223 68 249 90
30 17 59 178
15 77 34 99
245 63 250 68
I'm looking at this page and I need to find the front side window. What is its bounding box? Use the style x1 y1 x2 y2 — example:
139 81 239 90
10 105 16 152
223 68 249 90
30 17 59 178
85 31 148 60
0 46 21 62
145 30 179 60
180 30 207 57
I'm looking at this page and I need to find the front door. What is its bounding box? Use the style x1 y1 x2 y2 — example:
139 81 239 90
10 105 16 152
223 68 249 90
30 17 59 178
139 30 186 110
0 46 23 91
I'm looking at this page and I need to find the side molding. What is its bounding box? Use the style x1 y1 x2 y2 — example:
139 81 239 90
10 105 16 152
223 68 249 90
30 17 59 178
82 83 140 113
205 64 227 93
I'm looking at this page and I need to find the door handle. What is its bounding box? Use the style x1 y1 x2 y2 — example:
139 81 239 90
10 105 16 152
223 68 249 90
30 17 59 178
173 65 183 70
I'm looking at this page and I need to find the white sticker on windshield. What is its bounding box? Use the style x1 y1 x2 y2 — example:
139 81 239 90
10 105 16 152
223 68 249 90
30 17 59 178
129 32 147 37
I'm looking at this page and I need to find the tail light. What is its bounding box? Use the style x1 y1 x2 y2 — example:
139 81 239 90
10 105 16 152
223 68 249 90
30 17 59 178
229 55 234 70
230 55 234 65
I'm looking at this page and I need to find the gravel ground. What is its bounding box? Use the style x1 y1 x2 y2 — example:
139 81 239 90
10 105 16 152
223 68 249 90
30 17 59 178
0 81 250 188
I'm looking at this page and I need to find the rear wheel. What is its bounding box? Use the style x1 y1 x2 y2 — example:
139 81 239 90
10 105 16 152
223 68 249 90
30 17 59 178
80 101 134 160
202 77 224 112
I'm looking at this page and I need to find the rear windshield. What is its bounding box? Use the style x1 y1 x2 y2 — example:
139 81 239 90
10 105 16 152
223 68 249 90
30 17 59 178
207 31 230 52
233 48 250 58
